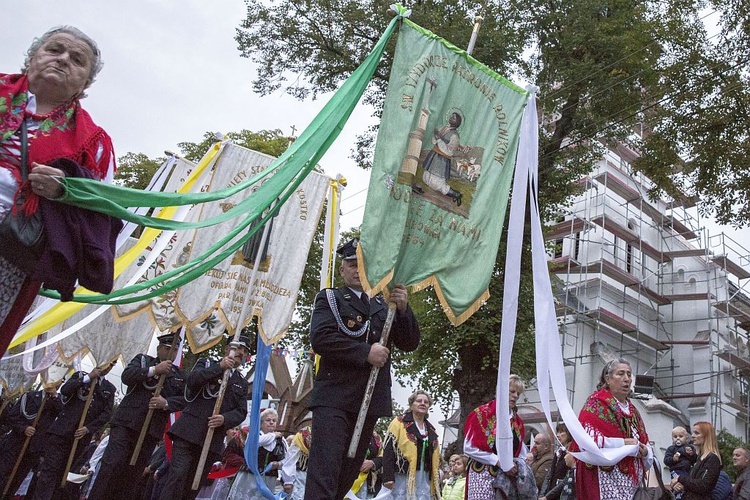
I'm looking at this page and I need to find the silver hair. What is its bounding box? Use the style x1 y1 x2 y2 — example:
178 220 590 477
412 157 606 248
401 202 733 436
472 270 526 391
261 407 279 420
407 389 432 407
597 358 631 390
22 26 103 92
509 374 525 393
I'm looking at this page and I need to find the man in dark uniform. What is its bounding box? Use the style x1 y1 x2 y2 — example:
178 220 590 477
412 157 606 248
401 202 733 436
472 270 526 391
304 238 420 500
158 332 250 500
87 331 186 500
32 362 116 500
0 384 63 497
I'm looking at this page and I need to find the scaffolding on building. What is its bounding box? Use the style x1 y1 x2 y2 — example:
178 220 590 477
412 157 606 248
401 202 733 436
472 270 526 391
545 140 750 439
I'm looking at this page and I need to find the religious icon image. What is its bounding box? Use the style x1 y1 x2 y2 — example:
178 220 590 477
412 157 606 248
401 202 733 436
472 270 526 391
397 76 483 219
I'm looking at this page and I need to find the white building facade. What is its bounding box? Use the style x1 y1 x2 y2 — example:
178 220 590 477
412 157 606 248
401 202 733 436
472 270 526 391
519 140 750 472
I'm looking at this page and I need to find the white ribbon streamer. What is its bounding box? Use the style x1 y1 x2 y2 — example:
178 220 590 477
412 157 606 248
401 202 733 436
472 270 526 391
497 88 637 468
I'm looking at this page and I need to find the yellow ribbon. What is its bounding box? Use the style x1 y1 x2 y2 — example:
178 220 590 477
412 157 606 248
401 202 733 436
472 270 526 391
350 471 368 495
315 177 344 375
10 143 222 348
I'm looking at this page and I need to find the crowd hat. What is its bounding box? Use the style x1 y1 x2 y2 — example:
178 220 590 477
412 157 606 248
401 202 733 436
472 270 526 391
337 238 359 261
230 328 254 351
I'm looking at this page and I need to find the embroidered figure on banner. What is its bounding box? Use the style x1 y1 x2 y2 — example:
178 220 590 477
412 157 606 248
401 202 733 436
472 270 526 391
397 75 482 219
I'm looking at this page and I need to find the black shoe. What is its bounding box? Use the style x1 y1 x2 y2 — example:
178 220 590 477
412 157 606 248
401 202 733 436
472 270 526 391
412 184 424 194
448 188 462 206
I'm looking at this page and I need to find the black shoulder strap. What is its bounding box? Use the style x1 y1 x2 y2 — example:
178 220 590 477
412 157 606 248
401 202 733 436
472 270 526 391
648 457 670 494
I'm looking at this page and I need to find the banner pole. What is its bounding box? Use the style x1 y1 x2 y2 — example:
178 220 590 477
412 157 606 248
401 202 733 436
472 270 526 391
466 9 485 56
3 393 47 497
191 212 274 491
60 377 99 487
129 332 181 465
347 302 397 458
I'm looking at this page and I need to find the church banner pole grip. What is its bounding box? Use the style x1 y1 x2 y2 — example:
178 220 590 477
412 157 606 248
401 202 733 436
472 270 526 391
347 302 397 458
130 332 181 465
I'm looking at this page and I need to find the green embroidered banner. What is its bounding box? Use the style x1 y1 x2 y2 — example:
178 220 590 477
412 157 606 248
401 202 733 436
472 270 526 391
359 20 529 325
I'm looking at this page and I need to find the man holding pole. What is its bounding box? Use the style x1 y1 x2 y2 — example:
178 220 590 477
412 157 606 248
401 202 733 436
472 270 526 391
87 331 185 500
158 332 250 500
0 384 62 497
32 363 115 500
305 238 420 500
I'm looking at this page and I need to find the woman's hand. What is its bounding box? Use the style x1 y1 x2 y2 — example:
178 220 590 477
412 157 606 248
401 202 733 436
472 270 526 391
28 163 65 199
360 459 375 472
638 442 648 457
504 465 519 479
671 480 684 493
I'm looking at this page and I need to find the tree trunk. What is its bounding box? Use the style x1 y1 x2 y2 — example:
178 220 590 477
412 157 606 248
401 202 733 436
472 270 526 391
450 343 499 451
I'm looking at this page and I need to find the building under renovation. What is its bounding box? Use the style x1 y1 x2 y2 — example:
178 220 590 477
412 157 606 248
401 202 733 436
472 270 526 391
521 138 750 458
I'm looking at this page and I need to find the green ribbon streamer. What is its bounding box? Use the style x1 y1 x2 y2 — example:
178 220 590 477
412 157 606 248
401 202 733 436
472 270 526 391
40 13 402 304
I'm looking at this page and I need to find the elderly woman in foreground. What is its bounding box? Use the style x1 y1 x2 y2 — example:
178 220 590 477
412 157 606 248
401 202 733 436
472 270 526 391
575 358 652 499
0 26 120 357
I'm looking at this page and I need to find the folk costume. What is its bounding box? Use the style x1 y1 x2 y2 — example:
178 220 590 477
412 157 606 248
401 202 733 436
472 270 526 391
158 356 248 500
463 399 527 500
0 73 117 358
575 387 652 500
353 432 384 499
382 412 441 499
32 371 115 500
0 389 63 496
284 427 312 500
304 239 421 500
88 334 186 500
228 428 291 499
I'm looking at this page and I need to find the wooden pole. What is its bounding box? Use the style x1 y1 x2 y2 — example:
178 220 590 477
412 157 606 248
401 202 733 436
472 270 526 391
191 214 273 490
60 378 98 488
190 368 231 491
3 393 47 497
347 302 397 458
129 333 181 465
0 397 10 420
466 1 488 56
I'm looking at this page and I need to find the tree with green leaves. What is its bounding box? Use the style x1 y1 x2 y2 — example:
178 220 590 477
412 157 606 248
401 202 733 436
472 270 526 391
234 0 750 438
115 152 163 191
717 428 745 480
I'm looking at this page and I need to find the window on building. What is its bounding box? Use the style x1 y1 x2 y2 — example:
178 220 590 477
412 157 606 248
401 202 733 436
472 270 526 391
554 238 564 259
739 373 750 410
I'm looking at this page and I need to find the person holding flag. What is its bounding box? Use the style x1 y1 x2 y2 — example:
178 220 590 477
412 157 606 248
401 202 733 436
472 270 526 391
158 331 250 500
0 384 62 497
304 238 420 500
32 362 116 500
87 330 186 500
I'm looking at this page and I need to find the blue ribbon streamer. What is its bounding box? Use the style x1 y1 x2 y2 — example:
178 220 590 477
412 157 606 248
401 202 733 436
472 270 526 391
244 332 282 499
